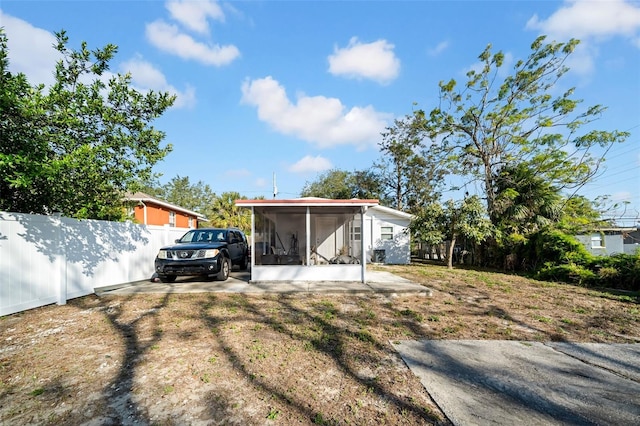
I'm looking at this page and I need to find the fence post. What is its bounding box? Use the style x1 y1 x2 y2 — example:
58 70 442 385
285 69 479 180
54 214 67 306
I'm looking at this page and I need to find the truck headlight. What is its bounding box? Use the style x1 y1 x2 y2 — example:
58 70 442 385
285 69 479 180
204 249 220 258
157 250 169 259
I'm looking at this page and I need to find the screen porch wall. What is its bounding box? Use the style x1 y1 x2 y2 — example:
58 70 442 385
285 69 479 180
249 205 368 282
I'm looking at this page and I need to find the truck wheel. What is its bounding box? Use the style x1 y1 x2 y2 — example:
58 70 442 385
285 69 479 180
216 257 230 281
159 274 176 283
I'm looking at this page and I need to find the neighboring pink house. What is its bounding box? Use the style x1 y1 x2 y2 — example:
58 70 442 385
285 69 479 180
125 192 205 228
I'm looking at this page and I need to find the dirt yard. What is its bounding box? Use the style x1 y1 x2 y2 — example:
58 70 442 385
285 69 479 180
1 263 638 425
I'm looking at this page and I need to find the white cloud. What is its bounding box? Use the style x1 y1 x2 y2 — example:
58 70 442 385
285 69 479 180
428 40 450 56
146 20 240 66
527 0 640 40
240 76 391 149
526 0 640 74
165 0 225 34
328 37 400 84
1 12 60 87
1 12 195 108
289 155 333 173
120 57 196 108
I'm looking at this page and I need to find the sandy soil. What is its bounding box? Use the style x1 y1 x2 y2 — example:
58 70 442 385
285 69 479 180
1 263 638 425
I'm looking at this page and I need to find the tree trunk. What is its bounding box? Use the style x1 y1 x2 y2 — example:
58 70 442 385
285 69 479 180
395 168 402 211
484 160 496 223
447 235 457 269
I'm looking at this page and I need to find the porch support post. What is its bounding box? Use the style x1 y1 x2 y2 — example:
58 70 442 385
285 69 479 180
306 206 311 266
361 207 367 283
250 207 255 270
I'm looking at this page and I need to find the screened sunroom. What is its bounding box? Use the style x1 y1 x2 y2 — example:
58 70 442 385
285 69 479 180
235 198 379 282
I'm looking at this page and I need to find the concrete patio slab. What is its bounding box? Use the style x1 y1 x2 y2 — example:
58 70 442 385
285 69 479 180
393 340 640 426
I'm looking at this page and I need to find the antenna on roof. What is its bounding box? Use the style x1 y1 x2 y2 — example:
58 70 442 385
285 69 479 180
273 172 278 199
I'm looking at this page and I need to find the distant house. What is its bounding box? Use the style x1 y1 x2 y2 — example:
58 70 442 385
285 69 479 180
235 198 412 283
575 228 640 256
124 192 205 228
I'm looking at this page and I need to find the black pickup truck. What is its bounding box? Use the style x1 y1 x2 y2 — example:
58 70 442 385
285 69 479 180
154 228 249 282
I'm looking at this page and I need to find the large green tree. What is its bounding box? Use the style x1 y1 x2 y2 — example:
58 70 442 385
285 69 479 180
422 36 628 225
0 31 52 214
0 30 174 220
376 112 446 212
300 169 390 204
555 195 608 235
411 196 493 269
157 175 216 221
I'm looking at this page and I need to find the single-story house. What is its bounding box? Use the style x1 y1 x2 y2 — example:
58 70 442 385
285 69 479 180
575 228 640 256
235 198 412 283
124 192 206 228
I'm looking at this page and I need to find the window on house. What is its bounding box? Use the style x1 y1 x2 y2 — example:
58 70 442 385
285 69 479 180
381 226 393 240
349 222 361 242
591 234 604 248
169 211 176 227
188 217 193 228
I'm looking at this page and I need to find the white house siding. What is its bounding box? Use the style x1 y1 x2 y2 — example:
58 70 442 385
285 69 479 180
364 207 412 265
0 212 187 316
576 233 626 256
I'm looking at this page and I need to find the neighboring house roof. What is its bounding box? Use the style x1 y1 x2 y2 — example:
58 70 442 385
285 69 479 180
125 192 206 219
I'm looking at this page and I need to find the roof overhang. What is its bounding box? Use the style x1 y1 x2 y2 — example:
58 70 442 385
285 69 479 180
236 198 379 208
125 192 207 220
369 204 414 220
236 198 379 215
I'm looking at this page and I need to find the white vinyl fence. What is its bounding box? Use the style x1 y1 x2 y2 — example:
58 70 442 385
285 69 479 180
0 212 188 316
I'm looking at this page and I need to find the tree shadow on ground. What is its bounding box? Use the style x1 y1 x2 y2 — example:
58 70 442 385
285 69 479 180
73 291 172 425
196 294 445 424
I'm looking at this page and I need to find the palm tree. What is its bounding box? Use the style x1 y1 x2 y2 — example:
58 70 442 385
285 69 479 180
493 162 562 239
209 192 251 232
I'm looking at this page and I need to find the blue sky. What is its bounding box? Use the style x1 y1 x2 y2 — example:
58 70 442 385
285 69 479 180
2 0 639 224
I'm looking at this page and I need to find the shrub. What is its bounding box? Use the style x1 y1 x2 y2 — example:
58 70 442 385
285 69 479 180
586 252 640 291
597 266 619 280
530 230 592 265
536 263 596 286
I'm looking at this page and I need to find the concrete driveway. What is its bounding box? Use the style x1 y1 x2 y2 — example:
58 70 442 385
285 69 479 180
95 270 431 296
393 340 640 425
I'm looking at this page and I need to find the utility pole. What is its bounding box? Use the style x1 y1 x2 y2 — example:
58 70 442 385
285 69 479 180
273 172 278 199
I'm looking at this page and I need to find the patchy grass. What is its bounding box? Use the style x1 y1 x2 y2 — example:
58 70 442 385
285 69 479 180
1 263 638 425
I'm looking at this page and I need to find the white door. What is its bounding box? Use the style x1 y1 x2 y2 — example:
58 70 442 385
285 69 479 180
315 217 336 263
349 219 361 258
